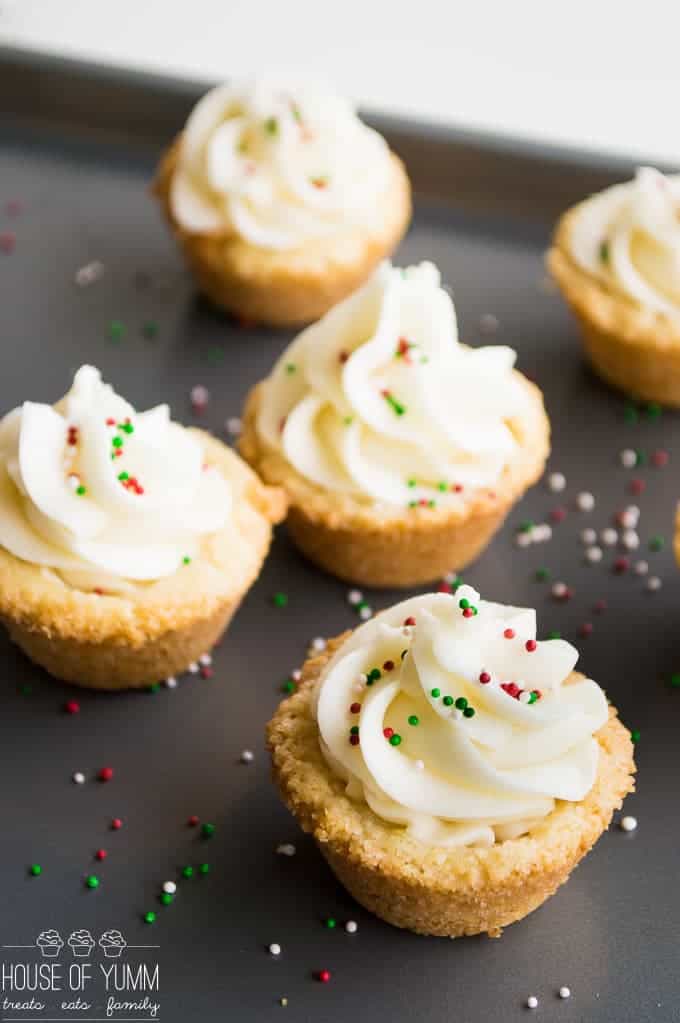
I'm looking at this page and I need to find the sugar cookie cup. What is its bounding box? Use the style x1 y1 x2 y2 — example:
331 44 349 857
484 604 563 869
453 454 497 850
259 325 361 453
240 262 550 587
0 367 285 689
267 592 636 938
154 81 411 327
548 168 680 406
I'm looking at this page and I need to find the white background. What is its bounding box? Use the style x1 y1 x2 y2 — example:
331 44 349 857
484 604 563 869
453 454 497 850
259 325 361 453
1 0 678 165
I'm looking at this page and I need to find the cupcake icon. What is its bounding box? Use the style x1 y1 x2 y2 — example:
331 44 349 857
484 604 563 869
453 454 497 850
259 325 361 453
68 929 95 958
36 930 64 959
99 929 127 958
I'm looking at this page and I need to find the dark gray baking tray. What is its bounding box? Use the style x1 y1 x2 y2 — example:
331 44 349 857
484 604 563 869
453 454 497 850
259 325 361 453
0 47 677 1023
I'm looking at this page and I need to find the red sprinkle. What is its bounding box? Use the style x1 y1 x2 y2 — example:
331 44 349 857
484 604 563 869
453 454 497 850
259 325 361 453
437 581 453 594
629 478 645 495
462 608 474 618
349 734 360 746
550 507 567 523
580 622 593 637
98 767 114 783
451 483 464 493
403 616 416 627
503 628 515 639
525 639 537 652
383 660 395 672
338 350 349 364
111 818 123 830
318 970 331 984
651 449 669 468
95 849 107 861
0 232 16 253
200 666 213 679
105 417 116 426
479 671 491 684
593 599 607 614
349 702 361 714
613 557 629 574
187 815 200 827
383 727 394 739
501 682 521 699
64 700 80 715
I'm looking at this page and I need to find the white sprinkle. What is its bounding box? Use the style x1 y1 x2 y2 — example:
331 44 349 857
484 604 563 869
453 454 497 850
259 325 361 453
479 313 499 333
311 637 327 652
519 690 532 704
359 606 373 621
515 531 532 548
619 507 639 529
188 662 199 674
269 943 281 956
548 472 566 493
162 881 177 894
277 843 296 856
576 491 595 512
452 708 464 721
647 576 662 591
551 581 567 598
444 571 458 584
225 416 242 436
347 589 363 605
358 673 368 685
67 473 80 491
559 986 571 999
72 771 86 785
190 384 210 409
165 676 177 689
291 669 302 681
634 560 649 576
75 259 104 287
527 996 538 1009
240 749 254 764
620 815 637 832
345 920 358 934
621 529 639 550
601 528 618 546
199 652 212 666
581 527 597 545
585 546 603 564
620 449 637 468
414 759 425 771
532 523 552 543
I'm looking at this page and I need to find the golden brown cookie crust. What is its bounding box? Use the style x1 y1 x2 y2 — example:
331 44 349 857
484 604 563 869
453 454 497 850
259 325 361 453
267 637 636 938
548 202 680 406
153 137 412 328
0 431 286 689
239 373 550 586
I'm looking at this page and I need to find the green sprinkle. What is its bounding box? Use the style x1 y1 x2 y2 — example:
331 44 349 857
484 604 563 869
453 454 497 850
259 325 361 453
282 679 296 694
76 484 86 496
459 598 470 609
624 403 639 424
325 917 337 929
264 116 278 136
285 363 296 374
85 875 99 889
29 864 42 877
547 630 561 640
649 535 665 552
160 892 174 906
149 683 160 693
519 519 535 533
428 499 436 508
407 715 419 726
408 500 418 508
141 321 158 340
199 863 210 875
455 697 468 710
108 320 125 343
182 556 191 565
144 911 156 924
635 449 646 466
599 240 609 263
528 691 539 705
670 673 680 689
389 733 402 746
272 592 288 608
182 866 194 879
383 391 406 416
118 471 129 481
291 104 302 123
367 668 381 684
463 706 476 718
349 725 359 735
119 422 134 434
112 436 123 448
535 567 550 582
443 695 454 707
201 823 215 838
343 416 354 425
430 688 440 699
631 729 640 743
646 402 662 421
407 478 417 488
356 600 369 612
437 482 448 492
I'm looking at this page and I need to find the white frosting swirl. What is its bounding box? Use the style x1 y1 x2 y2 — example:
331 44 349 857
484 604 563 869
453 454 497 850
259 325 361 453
0 366 230 591
257 261 530 505
569 167 680 317
170 78 392 250
315 586 608 848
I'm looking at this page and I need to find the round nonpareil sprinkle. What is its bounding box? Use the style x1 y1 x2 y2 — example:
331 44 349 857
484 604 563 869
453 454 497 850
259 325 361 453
64 700 80 715
144 911 156 924
649 535 665 552
601 528 618 546
620 815 637 832
277 843 296 856
547 472 566 492
651 449 669 467
73 772 85 785
527 996 538 1009
317 970 331 984
95 849 107 861
348 589 363 605
190 385 210 411
240 750 254 763
647 576 662 591
551 582 567 599
585 546 603 564
29 864 42 877
311 637 327 652
269 943 281 956
359 606 373 621
621 529 639 550
550 506 567 523
98 766 114 782
613 556 629 574
111 818 122 830
163 881 177 894
559 987 571 1000
634 560 649 575
85 875 99 889
576 491 595 511
620 449 637 468
225 417 242 436
345 920 358 933
165 676 178 689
